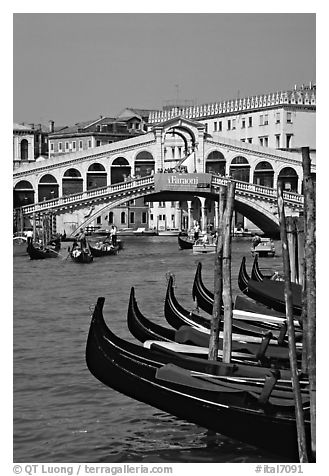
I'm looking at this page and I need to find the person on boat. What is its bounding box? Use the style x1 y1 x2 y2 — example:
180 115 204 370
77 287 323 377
110 225 118 246
77 228 87 248
193 223 200 242
25 229 33 245
252 234 261 249
102 234 113 250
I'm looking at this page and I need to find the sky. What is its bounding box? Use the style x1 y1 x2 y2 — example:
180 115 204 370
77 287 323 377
13 12 316 127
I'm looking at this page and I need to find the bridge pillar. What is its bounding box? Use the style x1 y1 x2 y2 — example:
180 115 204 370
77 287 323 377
187 201 192 231
297 171 303 194
154 127 164 171
198 196 207 232
214 201 219 229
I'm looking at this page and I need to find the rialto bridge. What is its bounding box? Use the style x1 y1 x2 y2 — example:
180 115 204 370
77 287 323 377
13 117 314 236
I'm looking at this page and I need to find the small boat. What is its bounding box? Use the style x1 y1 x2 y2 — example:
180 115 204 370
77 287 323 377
86 297 312 460
27 238 61 260
133 228 158 236
89 242 119 257
69 243 93 263
158 228 181 236
238 257 302 316
192 238 216 254
251 238 275 257
178 233 194 250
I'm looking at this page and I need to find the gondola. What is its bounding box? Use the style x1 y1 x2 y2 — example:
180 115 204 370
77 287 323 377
27 239 61 260
238 257 302 316
192 261 285 318
163 276 302 360
251 255 280 281
69 243 93 263
164 275 303 341
128 288 309 378
89 242 120 257
178 233 194 250
86 297 311 460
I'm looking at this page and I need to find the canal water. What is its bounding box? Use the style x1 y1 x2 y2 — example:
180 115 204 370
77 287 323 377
13 236 288 463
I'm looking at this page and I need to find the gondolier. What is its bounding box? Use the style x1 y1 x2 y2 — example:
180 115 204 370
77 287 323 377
77 228 87 248
110 225 118 246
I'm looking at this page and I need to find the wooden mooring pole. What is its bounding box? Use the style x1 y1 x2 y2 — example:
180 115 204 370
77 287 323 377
302 146 316 459
208 185 226 361
222 181 236 363
277 184 309 462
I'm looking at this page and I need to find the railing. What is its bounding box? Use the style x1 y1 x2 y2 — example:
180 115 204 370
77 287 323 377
20 173 303 216
21 176 155 214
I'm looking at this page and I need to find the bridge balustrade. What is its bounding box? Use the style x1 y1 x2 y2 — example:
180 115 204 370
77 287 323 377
19 173 303 216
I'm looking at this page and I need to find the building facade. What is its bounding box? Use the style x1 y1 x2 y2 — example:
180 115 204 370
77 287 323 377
13 123 49 170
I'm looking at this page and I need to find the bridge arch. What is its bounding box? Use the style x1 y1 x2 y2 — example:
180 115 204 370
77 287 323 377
38 173 59 201
253 161 274 188
62 168 83 196
134 150 155 177
14 179 35 208
87 162 107 190
278 166 298 192
111 156 131 184
205 150 226 175
229 156 250 182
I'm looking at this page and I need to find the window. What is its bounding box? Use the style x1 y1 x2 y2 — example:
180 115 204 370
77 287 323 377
259 137 268 147
58 142 62 152
213 122 217 132
79 140 83 150
171 201 176 207
96 216 102 225
241 119 246 129
142 212 147 224
276 112 280 124
72 141 76 151
247 138 253 144
259 115 264 126
96 140 101 147
218 121 222 132
241 138 246 142
259 137 264 146
264 114 269 125
275 134 280 148
171 215 175 222
286 134 293 148
150 213 154 220
65 142 69 151
232 119 236 130
227 120 231 130
159 201 165 207
248 117 252 127
120 212 126 224
130 212 135 224
50 142 54 151
287 112 292 124
88 140 92 148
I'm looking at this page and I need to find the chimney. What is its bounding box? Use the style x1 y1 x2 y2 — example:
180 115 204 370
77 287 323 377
29 123 35 130
49 120 54 133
